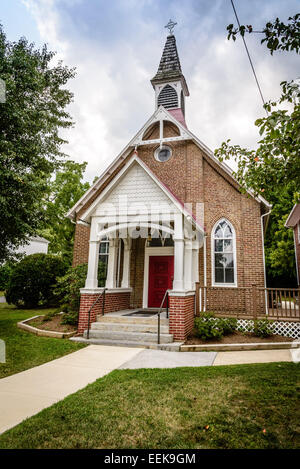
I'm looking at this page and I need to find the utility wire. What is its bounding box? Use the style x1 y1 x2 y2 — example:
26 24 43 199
230 0 268 115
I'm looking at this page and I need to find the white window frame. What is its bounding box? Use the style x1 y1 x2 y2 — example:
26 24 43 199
211 218 237 287
99 237 109 267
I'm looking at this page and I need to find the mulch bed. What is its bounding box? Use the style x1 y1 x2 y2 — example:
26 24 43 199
28 314 76 334
185 330 294 345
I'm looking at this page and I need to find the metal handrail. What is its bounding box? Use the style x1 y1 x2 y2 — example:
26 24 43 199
156 289 169 344
86 288 107 339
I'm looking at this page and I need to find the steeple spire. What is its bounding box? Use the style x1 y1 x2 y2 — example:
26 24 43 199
151 23 189 121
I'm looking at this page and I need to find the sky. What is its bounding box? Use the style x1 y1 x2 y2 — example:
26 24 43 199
1 0 299 182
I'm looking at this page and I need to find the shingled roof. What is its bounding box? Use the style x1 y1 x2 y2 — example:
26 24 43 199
151 34 189 96
151 34 182 81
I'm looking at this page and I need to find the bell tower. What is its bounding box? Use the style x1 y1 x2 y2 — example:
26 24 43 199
151 20 189 124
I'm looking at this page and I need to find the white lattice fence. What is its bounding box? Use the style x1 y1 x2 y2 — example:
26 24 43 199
206 317 300 339
236 319 300 339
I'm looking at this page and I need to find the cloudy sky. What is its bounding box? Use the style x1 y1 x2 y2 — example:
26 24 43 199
1 0 299 181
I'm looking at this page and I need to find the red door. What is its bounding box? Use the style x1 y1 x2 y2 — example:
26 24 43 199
148 256 174 308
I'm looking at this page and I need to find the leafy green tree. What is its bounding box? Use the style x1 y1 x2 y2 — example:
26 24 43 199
0 25 75 262
215 17 300 285
39 161 90 266
227 13 300 54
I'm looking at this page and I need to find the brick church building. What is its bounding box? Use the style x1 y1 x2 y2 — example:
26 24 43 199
67 28 271 344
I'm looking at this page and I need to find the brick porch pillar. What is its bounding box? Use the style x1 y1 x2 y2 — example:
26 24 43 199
168 293 195 341
78 288 131 335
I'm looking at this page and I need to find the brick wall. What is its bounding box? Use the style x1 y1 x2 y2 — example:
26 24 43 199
78 291 131 334
169 294 195 341
72 131 266 314
73 224 90 267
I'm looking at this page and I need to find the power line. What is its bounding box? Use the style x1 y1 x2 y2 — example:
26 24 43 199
230 0 268 114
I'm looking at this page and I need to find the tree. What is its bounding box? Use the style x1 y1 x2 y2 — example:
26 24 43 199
227 13 300 54
215 16 300 285
39 161 90 266
0 25 75 262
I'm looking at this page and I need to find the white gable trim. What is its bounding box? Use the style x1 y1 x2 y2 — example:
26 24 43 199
79 154 204 233
66 106 271 220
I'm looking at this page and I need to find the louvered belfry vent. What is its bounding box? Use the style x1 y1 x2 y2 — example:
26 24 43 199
150 31 189 119
158 85 178 109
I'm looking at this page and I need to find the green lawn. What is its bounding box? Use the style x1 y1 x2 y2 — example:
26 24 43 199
0 302 86 378
0 363 299 449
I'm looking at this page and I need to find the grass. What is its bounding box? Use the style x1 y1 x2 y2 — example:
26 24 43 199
0 302 86 379
0 363 299 449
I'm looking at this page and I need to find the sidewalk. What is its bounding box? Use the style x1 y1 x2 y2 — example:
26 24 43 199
0 345 141 434
0 345 297 435
118 347 295 369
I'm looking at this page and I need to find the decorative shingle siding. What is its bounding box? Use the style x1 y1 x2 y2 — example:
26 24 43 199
93 162 175 216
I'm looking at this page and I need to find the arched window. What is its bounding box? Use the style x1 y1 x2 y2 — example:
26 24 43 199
157 84 178 109
212 219 237 286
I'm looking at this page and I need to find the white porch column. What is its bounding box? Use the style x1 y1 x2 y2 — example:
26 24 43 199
121 238 132 288
85 240 100 289
184 239 193 291
105 238 118 289
173 213 184 291
192 241 199 289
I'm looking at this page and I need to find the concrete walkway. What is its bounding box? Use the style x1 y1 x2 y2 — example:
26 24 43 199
0 345 297 435
0 345 141 434
119 348 296 369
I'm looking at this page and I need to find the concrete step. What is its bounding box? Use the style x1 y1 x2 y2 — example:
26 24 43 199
91 321 169 334
83 329 173 344
96 314 169 326
70 336 182 351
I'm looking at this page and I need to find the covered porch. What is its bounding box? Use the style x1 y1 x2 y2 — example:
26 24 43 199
78 215 203 341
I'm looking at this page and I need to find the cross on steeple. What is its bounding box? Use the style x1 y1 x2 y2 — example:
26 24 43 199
164 19 177 35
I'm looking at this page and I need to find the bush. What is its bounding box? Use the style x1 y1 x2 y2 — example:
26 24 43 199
194 313 224 341
218 318 237 335
5 253 66 308
55 261 107 326
253 319 274 338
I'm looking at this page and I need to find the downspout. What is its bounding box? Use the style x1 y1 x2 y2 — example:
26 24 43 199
293 229 299 286
203 234 207 312
261 209 272 314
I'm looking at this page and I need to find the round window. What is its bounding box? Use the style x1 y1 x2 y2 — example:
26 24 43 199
154 145 172 162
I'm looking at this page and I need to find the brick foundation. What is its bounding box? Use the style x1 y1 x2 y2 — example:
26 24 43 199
78 290 131 334
169 294 195 341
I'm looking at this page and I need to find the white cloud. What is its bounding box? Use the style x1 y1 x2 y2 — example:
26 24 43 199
23 0 299 182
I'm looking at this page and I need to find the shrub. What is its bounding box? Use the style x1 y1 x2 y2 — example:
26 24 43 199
55 261 107 326
5 253 66 308
218 318 237 335
194 313 224 341
253 319 274 338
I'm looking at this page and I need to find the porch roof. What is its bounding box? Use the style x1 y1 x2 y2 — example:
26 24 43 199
79 154 205 234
